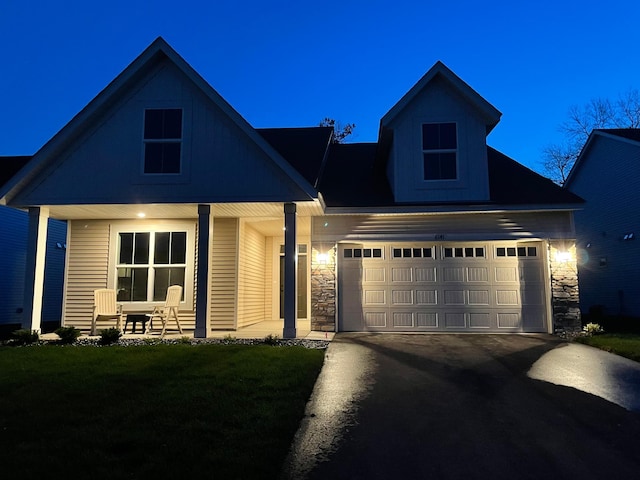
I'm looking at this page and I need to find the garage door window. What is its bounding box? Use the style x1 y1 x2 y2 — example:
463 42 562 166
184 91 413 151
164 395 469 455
443 246 485 258
344 248 383 258
392 247 434 259
496 246 537 257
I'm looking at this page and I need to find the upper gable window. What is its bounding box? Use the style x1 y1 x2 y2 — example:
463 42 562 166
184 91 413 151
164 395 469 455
143 108 182 174
422 122 457 180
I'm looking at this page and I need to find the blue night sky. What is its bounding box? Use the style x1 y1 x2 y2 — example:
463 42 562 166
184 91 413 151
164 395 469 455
1 0 639 173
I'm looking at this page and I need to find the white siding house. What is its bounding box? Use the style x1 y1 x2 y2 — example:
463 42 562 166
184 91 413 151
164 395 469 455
565 129 640 318
1 38 583 337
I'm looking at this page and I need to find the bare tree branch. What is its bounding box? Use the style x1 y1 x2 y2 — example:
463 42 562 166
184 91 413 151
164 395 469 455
319 117 356 143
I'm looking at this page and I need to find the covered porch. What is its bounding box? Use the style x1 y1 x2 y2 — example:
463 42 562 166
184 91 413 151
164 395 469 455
22 201 327 339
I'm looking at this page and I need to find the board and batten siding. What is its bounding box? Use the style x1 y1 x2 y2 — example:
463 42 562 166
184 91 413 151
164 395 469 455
210 218 239 329
237 221 267 328
313 211 574 242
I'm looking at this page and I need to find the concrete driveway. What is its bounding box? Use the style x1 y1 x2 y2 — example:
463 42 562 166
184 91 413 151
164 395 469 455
281 333 640 480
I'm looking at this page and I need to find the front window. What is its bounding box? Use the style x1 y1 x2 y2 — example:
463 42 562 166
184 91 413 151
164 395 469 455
422 122 457 180
143 108 182 174
116 231 187 302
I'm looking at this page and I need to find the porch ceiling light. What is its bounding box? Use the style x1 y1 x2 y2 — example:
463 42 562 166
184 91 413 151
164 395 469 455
137 212 146 218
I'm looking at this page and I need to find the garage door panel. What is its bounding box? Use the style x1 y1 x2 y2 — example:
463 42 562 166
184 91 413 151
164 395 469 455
415 267 437 282
393 312 414 328
444 313 466 328
467 267 489 282
364 312 387 328
416 312 438 327
364 289 386 305
469 313 491 328
391 289 414 305
468 290 490 305
496 290 519 305
497 312 521 329
495 267 518 282
444 290 465 305
444 267 465 282
416 290 437 305
364 267 385 282
391 267 413 282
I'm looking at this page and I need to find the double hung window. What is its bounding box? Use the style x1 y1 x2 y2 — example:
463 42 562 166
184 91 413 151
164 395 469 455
422 122 457 180
143 108 182 174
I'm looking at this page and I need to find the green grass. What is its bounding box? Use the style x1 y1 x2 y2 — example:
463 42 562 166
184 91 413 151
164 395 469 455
575 333 640 362
0 343 325 480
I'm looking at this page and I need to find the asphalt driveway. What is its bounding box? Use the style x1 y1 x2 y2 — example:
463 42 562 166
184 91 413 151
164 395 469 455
281 333 640 480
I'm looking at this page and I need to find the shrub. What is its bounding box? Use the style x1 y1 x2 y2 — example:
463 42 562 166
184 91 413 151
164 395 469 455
263 334 279 346
11 329 39 346
583 322 604 335
99 328 122 345
54 326 82 344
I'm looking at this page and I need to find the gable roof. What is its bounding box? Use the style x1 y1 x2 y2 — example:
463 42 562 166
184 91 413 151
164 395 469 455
565 128 640 188
0 156 31 190
318 143 583 209
0 37 317 205
380 61 502 134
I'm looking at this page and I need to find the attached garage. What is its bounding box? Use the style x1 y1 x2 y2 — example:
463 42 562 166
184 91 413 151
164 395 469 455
338 241 548 333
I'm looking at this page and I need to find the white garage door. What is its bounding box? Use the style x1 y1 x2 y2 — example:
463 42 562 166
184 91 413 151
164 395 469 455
338 242 547 333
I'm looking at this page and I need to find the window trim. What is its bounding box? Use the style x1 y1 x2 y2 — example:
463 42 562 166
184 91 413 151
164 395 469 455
107 221 196 311
421 122 458 181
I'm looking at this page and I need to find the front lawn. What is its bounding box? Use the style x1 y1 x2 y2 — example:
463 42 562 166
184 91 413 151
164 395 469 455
0 343 325 480
574 334 640 362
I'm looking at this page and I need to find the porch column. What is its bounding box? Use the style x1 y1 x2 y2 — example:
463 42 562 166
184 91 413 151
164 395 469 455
283 203 297 339
195 204 213 338
23 207 49 332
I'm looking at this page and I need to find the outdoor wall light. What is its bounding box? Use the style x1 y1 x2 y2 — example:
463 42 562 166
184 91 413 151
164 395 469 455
317 252 329 264
555 250 572 262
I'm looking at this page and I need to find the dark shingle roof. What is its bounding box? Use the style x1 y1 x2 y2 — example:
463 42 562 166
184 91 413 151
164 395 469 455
257 127 333 187
317 143 583 208
487 147 583 204
317 143 394 207
596 128 640 142
0 156 31 189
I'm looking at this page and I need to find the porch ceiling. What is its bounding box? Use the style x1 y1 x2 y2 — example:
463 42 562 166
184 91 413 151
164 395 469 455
45 201 322 236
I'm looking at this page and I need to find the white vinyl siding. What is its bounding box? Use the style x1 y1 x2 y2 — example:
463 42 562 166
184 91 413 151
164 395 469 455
237 222 266 328
62 221 111 331
63 220 196 332
210 218 238 329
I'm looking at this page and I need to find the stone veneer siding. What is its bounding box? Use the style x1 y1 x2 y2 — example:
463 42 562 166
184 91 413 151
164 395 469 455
311 244 336 331
549 240 581 333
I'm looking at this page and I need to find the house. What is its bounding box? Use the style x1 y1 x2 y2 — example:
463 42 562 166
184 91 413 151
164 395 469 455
0 157 67 337
564 128 640 318
0 37 583 337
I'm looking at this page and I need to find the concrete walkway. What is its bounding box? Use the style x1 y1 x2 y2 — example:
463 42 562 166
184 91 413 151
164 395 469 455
281 333 640 480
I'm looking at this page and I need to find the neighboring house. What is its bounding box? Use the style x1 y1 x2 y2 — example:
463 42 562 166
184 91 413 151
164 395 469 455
0 157 67 336
0 37 583 337
565 128 640 318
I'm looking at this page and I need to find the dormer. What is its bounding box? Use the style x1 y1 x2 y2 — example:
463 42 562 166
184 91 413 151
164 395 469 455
380 61 501 204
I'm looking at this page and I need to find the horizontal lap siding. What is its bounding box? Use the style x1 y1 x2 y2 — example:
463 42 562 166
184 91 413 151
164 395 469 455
63 220 196 332
238 222 266 328
63 221 110 330
313 211 573 241
210 218 238 329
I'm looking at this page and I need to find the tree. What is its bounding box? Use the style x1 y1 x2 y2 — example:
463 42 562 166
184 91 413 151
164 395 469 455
543 89 640 185
319 117 356 143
